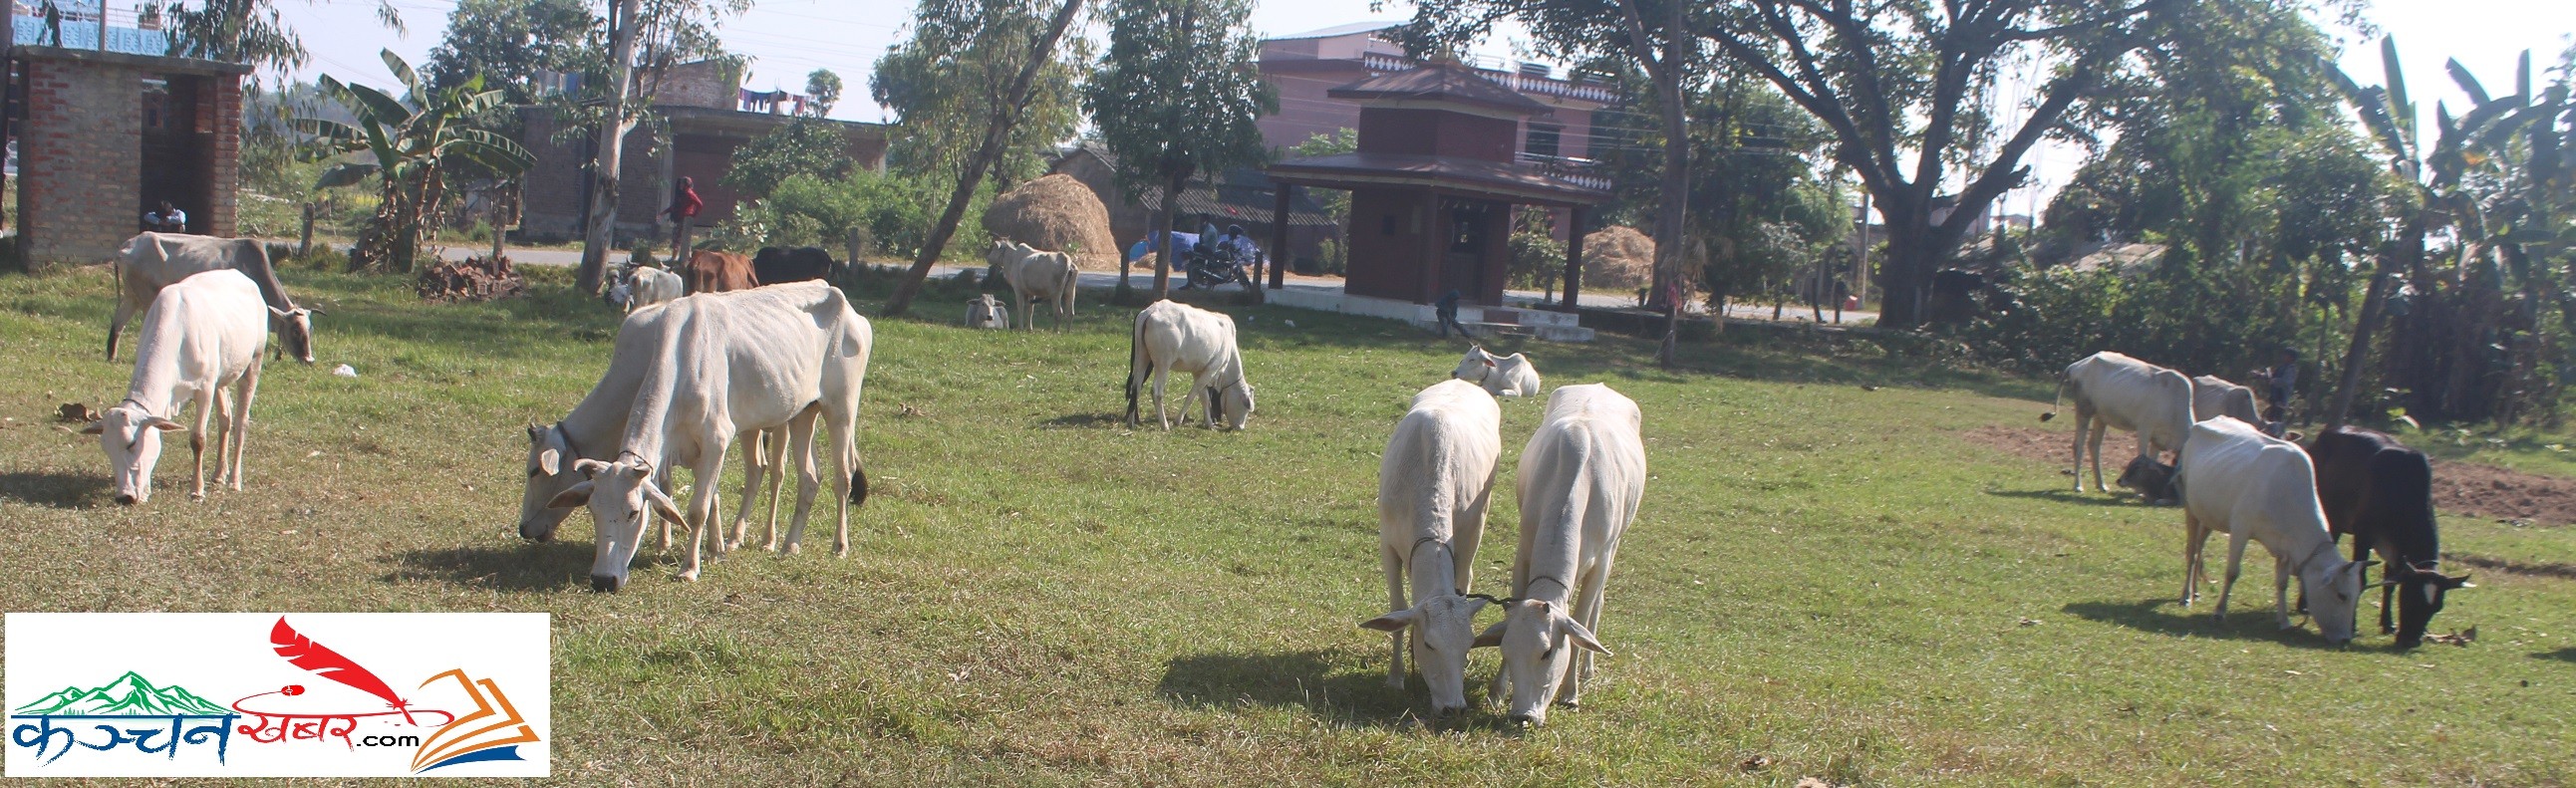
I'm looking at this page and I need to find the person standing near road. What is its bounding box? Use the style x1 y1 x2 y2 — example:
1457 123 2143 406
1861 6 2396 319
664 176 704 258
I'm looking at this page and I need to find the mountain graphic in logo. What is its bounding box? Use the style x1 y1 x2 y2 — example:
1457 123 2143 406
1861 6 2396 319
13 671 232 716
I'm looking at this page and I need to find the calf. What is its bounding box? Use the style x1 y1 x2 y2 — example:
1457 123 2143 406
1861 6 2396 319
626 266 684 313
1357 380 1503 717
1452 346 1542 397
1125 300 1254 430
1475 384 1644 726
965 294 1008 330
2177 416 2369 644
546 282 872 591
86 269 269 504
752 246 836 285
2042 352 2195 494
987 241 1078 331
112 232 316 365
2305 427 2471 648
683 250 758 295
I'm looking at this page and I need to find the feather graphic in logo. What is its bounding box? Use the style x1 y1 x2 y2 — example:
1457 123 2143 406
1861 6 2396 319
268 617 419 724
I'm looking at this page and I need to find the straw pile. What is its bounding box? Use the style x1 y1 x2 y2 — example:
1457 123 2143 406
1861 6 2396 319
1582 225 1656 290
981 174 1118 271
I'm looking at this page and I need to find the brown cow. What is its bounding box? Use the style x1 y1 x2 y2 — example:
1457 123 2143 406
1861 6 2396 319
684 250 757 295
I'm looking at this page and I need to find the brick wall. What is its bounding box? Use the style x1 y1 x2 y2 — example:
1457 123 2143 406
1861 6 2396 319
21 58 145 266
199 77 241 237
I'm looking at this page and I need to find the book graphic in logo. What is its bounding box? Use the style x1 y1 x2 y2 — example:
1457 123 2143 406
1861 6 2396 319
409 669 540 773
10 671 241 765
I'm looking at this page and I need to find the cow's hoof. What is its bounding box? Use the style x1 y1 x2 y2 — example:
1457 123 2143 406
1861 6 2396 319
783 543 802 556
677 570 701 583
188 491 206 502
833 544 849 558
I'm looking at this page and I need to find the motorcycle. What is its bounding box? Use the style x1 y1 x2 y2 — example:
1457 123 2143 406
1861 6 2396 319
1178 244 1255 291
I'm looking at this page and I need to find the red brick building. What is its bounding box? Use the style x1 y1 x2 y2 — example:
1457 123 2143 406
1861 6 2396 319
514 60 890 242
1257 22 1614 168
7 43 246 266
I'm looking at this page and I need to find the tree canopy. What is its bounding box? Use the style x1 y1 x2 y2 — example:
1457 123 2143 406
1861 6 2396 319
870 0 1091 186
1081 0 1276 299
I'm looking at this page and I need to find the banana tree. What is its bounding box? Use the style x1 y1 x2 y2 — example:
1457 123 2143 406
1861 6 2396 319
2320 39 2554 427
298 50 534 272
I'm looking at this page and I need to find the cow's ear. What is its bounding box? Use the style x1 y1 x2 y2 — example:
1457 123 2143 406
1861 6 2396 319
1358 609 1417 633
545 481 594 509
571 458 610 477
641 481 688 524
269 306 292 321
1559 617 1610 657
1472 621 1508 649
79 420 106 435
147 418 186 431
537 447 562 476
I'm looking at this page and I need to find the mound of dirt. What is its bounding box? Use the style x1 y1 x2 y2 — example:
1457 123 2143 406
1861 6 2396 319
417 255 525 302
1582 225 1655 291
1961 424 2576 526
982 173 1118 271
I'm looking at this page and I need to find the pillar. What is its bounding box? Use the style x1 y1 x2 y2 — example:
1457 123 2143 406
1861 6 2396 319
1559 205 1585 312
1269 183 1291 290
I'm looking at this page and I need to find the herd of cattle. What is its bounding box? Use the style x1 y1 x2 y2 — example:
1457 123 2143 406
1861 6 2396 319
2045 351 2471 648
73 233 2483 726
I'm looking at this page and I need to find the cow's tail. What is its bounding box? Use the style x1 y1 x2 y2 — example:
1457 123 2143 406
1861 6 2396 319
2040 374 2071 421
849 462 869 507
1125 313 1148 425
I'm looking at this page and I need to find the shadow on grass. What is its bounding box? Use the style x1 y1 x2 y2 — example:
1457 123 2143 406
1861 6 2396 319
0 469 109 509
388 540 594 592
2537 647 2576 663
1984 488 2154 508
2062 598 2347 650
1040 412 1126 429
1156 650 1520 732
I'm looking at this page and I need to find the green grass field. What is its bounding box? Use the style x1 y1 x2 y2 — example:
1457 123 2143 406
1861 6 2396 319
1 266 2570 786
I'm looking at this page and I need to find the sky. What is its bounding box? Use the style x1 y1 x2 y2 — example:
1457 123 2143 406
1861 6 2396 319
263 0 2575 212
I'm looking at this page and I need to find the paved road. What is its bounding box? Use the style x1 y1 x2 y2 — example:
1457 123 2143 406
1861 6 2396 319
324 241 1874 326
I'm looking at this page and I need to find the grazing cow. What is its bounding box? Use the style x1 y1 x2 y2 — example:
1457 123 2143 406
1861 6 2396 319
1357 380 1503 717
1125 300 1254 430
986 241 1078 331
1475 384 1644 726
2191 375 2265 428
85 269 269 504
2305 427 2472 648
683 250 758 295
2177 416 2370 644
112 232 316 365
625 266 684 313
545 282 872 591
752 246 836 285
1452 346 1542 397
965 294 1008 330
2042 352 2196 494
518 304 796 553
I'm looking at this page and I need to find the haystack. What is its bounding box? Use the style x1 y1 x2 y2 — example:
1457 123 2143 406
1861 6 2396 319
982 173 1118 271
1582 225 1656 290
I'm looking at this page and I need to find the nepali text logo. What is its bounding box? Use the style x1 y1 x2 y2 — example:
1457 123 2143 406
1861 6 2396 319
8 617 539 774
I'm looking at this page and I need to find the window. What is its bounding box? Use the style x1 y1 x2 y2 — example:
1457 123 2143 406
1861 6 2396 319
1525 125 1562 158
141 79 169 131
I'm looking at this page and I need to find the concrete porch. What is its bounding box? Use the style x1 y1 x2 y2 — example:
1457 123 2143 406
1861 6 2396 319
1266 282 1594 342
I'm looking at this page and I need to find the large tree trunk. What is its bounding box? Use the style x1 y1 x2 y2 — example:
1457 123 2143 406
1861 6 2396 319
1153 169 1184 301
2323 263 2393 431
575 0 643 295
880 0 1084 318
1619 0 1689 368
1876 217 1938 329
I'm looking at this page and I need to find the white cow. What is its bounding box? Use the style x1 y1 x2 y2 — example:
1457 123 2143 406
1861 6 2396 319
112 232 316 365
986 240 1078 331
965 293 1009 330
1125 300 1254 430
2176 416 2369 644
626 266 684 313
85 269 268 504
545 282 872 591
1357 380 1502 717
518 304 797 554
2191 375 2264 428
1452 346 1542 397
1476 384 1644 726
2042 352 2196 494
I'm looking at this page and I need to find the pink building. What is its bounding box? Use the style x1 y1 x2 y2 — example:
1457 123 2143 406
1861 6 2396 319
1258 21 1614 174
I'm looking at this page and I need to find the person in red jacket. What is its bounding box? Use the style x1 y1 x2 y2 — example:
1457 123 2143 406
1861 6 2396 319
664 176 704 258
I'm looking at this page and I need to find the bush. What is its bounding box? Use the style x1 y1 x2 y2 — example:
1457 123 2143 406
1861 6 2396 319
712 170 986 261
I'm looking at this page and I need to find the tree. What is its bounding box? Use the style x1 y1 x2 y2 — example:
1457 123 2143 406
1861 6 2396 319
869 0 1092 189
153 0 404 83
300 51 534 272
574 0 753 293
1692 0 2185 329
424 0 601 105
722 119 851 197
804 69 842 117
877 0 1086 317
1083 0 1276 301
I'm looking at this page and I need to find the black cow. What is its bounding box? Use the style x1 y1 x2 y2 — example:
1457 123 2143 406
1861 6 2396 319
2304 427 2472 648
752 246 837 286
